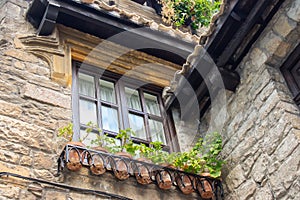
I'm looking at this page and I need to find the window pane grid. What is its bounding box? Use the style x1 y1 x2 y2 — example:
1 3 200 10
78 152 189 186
76 66 173 150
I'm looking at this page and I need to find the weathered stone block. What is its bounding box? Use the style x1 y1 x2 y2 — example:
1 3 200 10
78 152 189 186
69 192 97 200
262 118 288 155
0 115 55 153
18 190 38 200
274 42 291 58
33 169 55 181
0 162 30 177
287 0 300 22
0 79 18 95
19 155 33 167
225 165 246 191
0 183 21 199
236 180 256 199
273 15 297 38
260 32 282 55
3 2 22 20
23 83 71 109
251 154 269 183
0 100 22 118
258 90 280 120
249 48 267 68
4 49 39 63
269 146 300 197
14 61 25 70
253 185 273 200
33 151 56 170
0 140 30 155
44 190 67 200
273 132 299 162
0 150 20 164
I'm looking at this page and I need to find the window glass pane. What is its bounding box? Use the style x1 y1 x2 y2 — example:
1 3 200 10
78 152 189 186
144 92 161 116
79 99 97 125
106 137 121 151
79 73 95 97
80 129 98 147
128 113 146 140
125 87 141 111
100 79 116 104
101 106 119 133
149 119 166 144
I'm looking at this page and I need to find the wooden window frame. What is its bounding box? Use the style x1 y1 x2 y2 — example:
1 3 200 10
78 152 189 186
280 44 300 107
72 61 179 152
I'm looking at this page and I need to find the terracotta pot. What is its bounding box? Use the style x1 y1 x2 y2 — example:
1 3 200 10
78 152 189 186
198 173 214 199
113 152 132 180
155 163 173 190
89 147 108 175
135 158 152 185
66 141 85 171
175 174 195 195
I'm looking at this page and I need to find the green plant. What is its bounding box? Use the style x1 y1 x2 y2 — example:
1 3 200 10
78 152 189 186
57 122 96 144
58 123 74 141
139 141 176 164
174 132 223 178
160 0 221 30
85 122 116 150
111 128 139 156
174 148 206 174
198 132 224 178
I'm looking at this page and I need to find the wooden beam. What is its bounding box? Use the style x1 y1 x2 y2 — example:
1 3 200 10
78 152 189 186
216 0 271 67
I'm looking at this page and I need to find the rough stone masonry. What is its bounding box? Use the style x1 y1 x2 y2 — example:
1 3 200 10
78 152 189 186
199 0 300 199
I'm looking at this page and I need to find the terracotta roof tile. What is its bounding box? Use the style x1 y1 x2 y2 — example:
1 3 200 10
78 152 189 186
74 0 203 44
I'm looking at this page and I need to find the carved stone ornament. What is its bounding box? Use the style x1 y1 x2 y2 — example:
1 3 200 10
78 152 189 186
14 28 72 87
14 25 182 88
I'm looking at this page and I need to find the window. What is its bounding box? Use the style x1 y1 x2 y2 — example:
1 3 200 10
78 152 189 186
280 44 300 107
72 62 178 151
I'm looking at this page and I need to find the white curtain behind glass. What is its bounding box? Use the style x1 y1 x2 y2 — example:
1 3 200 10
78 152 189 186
125 88 141 111
79 73 95 97
144 93 160 116
100 80 116 103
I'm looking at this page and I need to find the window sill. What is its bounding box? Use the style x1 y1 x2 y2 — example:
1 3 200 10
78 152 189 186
57 144 224 199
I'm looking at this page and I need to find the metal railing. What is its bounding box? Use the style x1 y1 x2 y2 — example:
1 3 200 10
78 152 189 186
58 144 224 199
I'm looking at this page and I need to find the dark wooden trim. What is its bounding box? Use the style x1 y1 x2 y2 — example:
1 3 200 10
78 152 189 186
216 1 270 67
37 1 59 35
26 0 195 65
73 61 177 149
280 44 300 107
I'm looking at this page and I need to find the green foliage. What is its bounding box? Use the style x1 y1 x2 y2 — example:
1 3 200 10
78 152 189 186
86 122 115 150
174 132 223 178
174 148 206 173
58 122 224 178
139 141 171 164
161 0 221 30
198 132 224 178
58 123 74 142
111 128 139 156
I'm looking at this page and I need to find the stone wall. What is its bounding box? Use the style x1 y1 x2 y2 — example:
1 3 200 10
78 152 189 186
0 0 200 199
200 0 300 199
0 0 72 198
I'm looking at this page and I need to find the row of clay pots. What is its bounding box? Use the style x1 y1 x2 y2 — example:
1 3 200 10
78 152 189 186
65 143 213 199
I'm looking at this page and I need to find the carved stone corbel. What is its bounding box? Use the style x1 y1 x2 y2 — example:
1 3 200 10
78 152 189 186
14 28 72 87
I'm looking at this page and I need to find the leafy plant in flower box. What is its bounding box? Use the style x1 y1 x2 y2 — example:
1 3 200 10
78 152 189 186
58 122 88 171
160 0 221 31
110 128 139 180
173 132 223 196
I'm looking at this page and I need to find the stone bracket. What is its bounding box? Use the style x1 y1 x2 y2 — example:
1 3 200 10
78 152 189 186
15 28 72 87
